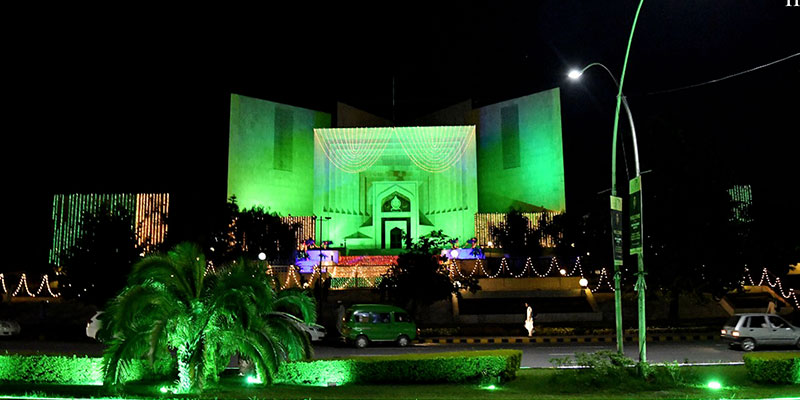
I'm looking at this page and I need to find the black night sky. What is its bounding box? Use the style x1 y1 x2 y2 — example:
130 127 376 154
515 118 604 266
6 2 799 270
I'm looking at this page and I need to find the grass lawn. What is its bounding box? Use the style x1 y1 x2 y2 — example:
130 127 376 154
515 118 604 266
2 365 797 399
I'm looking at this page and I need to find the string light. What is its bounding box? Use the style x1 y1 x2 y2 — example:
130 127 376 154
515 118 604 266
35 275 60 297
314 126 475 174
394 126 475 173
12 273 35 297
741 267 799 308
590 268 616 293
314 127 394 173
0 274 6 294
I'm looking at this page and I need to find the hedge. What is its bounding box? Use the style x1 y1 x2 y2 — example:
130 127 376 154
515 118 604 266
0 355 146 385
743 352 800 384
0 350 522 387
275 350 522 385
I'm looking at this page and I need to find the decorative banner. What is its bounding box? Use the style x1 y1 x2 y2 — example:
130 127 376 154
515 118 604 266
314 127 394 173
629 176 642 255
610 195 624 266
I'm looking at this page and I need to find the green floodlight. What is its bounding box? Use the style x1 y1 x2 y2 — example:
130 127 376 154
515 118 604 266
707 380 722 390
159 386 169 393
246 375 263 384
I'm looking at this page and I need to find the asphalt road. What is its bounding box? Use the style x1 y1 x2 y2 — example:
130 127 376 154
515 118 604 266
4 338 797 367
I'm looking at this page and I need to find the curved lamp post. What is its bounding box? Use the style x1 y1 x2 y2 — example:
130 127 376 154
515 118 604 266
569 60 647 363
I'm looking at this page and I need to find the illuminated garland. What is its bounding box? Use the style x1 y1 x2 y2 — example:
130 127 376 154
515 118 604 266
314 126 475 174
12 273 34 297
314 128 394 173
36 275 60 297
0 273 61 298
339 255 398 266
394 126 475 173
742 267 799 308
590 268 616 293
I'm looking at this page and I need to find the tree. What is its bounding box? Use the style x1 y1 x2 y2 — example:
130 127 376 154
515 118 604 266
490 209 544 258
378 231 480 318
59 205 142 306
206 196 299 267
100 242 316 393
538 211 609 276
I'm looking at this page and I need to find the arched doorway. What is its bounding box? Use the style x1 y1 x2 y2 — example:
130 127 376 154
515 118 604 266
389 227 404 249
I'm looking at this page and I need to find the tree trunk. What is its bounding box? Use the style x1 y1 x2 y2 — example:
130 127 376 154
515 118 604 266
177 343 193 393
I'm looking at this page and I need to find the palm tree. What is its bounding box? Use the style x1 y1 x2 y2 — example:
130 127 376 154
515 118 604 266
100 242 316 393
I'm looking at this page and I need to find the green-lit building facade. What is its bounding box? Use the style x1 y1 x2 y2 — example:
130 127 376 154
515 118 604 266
227 88 565 251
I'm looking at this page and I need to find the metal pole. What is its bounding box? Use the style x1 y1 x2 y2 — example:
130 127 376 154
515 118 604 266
610 0 646 361
622 97 646 364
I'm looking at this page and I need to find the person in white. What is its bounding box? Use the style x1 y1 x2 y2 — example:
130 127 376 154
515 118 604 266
524 302 534 336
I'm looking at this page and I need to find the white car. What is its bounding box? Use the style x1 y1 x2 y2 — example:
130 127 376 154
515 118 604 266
0 320 21 336
86 311 103 340
284 313 326 341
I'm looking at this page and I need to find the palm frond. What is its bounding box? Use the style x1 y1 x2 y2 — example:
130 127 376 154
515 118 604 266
274 288 317 323
128 256 193 301
264 312 313 361
167 242 207 299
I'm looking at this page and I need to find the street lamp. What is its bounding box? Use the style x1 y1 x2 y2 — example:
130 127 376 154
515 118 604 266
569 61 647 363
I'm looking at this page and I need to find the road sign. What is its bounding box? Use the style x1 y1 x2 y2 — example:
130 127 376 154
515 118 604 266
629 176 642 255
610 195 623 266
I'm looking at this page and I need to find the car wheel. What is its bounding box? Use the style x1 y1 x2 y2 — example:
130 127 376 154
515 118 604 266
741 338 756 351
355 335 369 349
397 334 410 347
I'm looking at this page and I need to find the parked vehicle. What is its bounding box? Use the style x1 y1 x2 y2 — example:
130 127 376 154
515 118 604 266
284 313 327 341
86 311 103 340
721 313 800 351
0 320 21 336
340 304 417 348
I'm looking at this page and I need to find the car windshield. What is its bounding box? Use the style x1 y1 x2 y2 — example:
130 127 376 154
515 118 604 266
724 316 740 327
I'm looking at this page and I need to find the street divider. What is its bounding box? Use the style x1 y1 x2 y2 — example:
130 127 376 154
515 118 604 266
418 334 717 344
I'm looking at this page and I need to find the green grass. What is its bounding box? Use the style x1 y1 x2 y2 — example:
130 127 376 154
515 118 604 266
1 365 797 399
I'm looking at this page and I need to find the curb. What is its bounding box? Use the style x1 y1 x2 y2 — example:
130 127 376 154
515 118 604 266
417 334 717 344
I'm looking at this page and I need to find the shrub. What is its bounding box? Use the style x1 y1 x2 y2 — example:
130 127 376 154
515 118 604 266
743 352 800 384
0 355 146 385
276 350 521 385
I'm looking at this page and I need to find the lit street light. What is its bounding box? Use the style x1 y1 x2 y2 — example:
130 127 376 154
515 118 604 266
569 61 647 363
567 0 647 366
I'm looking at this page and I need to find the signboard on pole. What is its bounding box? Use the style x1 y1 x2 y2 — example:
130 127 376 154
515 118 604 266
610 195 624 266
629 176 642 255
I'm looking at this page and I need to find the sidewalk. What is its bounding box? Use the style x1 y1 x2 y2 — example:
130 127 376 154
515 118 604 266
417 333 718 344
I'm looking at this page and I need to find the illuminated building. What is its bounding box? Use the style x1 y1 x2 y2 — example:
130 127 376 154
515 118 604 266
227 88 565 251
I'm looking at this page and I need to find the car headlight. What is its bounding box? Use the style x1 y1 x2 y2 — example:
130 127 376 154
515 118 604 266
732 331 740 337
